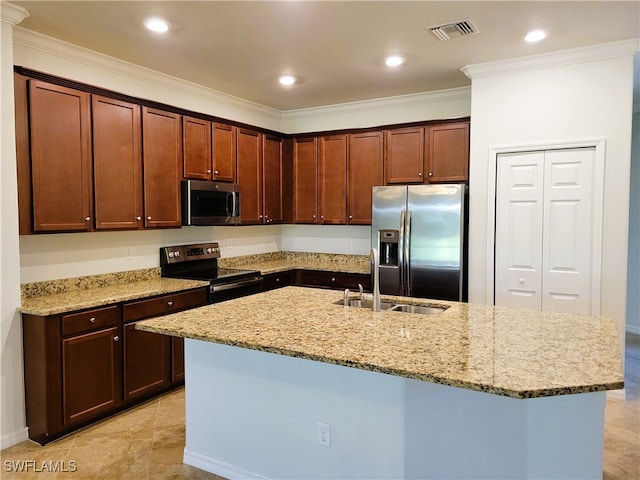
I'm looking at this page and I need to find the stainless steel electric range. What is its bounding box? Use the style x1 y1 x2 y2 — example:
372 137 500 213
160 242 263 303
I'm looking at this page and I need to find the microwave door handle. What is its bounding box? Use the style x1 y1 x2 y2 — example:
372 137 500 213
226 192 233 218
231 191 239 218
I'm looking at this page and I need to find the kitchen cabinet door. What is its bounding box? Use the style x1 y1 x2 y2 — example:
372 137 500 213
263 134 283 224
319 134 348 224
236 128 263 224
93 96 143 230
293 137 318 224
123 323 171 401
385 127 425 184
348 131 384 225
29 80 93 232
212 123 236 182
183 116 212 180
62 326 122 425
426 122 469 183
142 107 183 228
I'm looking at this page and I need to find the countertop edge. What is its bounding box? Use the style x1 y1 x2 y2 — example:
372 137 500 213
136 322 624 400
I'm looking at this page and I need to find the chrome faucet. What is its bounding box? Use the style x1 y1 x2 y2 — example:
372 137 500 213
343 288 350 307
358 283 364 301
370 248 381 312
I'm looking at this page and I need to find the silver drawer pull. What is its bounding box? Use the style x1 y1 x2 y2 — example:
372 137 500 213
167 301 174 307
113 336 119 342
89 317 96 323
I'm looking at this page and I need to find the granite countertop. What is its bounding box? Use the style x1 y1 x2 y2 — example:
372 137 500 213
20 276 210 316
219 251 370 275
136 286 624 399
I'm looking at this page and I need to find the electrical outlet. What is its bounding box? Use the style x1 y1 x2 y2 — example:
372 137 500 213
317 422 331 447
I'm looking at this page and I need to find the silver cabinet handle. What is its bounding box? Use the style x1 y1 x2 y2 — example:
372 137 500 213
428 172 433 177
136 216 142 221
89 317 96 323
84 216 91 221
167 301 174 307
214 170 219 174
349 215 353 219
147 216 152 220
207 169 212 173
418 172 423 177
331 277 336 282
113 336 119 342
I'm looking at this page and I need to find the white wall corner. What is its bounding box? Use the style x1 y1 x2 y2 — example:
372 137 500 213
461 38 639 80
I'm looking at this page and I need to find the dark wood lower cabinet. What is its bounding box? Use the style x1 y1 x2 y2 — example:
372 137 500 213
296 270 371 291
123 324 171 401
21 287 207 445
263 269 371 292
172 337 185 383
62 326 122 425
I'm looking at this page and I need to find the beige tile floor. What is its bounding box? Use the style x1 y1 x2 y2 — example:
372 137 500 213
2 333 639 480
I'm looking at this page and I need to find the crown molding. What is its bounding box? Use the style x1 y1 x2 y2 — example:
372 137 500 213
462 38 639 80
282 86 471 121
12 26 283 126
1 2 29 25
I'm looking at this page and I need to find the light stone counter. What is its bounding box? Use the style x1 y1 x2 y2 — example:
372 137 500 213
137 286 623 399
20 269 209 316
219 251 369 274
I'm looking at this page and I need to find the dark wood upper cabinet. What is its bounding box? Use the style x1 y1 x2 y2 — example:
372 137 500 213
348 131 383 225
318 134 348 224
183 116 212 181
212 122 236 183
236 128 263 224
93 96 143 230
263 135 283 224
293 137 318 224
29 80 93 232
142 107 182 228
426 122 469 183
385 127 425 184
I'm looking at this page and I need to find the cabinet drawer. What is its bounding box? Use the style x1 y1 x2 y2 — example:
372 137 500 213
263 270 294 291
62 305 119 336
123 288 207 323
296 270 371 291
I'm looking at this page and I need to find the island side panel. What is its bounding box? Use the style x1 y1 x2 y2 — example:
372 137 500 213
183 339 406 479
183 338 607 480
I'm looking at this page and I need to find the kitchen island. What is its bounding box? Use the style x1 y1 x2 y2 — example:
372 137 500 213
137 286 624 480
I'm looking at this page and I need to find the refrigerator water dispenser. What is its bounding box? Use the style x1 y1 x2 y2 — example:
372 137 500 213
379 230 399 266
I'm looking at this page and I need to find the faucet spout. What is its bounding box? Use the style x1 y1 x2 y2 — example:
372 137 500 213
370 248 381 312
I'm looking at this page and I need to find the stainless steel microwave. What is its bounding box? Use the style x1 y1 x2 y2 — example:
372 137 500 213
181 180 241 226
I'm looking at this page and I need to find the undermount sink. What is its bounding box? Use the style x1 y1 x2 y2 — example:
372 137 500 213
335 298 448 315
388 304 448 315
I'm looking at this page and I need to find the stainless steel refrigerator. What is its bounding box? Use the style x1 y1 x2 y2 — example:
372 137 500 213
371 184 468 301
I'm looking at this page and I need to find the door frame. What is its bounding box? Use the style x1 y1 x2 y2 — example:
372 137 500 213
485 138 605 314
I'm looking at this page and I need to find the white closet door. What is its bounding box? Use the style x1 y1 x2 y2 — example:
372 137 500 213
495 151 544 309
495 147 596 314
542 148 594 314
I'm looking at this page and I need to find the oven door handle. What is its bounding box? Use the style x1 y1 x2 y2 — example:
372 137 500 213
211 276 263 292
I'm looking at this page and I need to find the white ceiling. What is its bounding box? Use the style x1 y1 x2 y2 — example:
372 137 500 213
11 1 640 111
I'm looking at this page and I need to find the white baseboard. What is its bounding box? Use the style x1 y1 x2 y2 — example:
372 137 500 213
1 427 29 450
626 324 640 335
606 389 626 401
183 448 269 480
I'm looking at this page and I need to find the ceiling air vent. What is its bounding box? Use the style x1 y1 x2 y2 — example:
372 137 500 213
428 19 479 41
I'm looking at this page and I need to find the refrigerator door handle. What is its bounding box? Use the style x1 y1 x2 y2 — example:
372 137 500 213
399 209 406 294
404 209 412 296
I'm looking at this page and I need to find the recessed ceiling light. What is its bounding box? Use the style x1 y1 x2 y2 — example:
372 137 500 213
144 17 170 33
385 55 405 67
278 75 297 86
524 30 547 43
